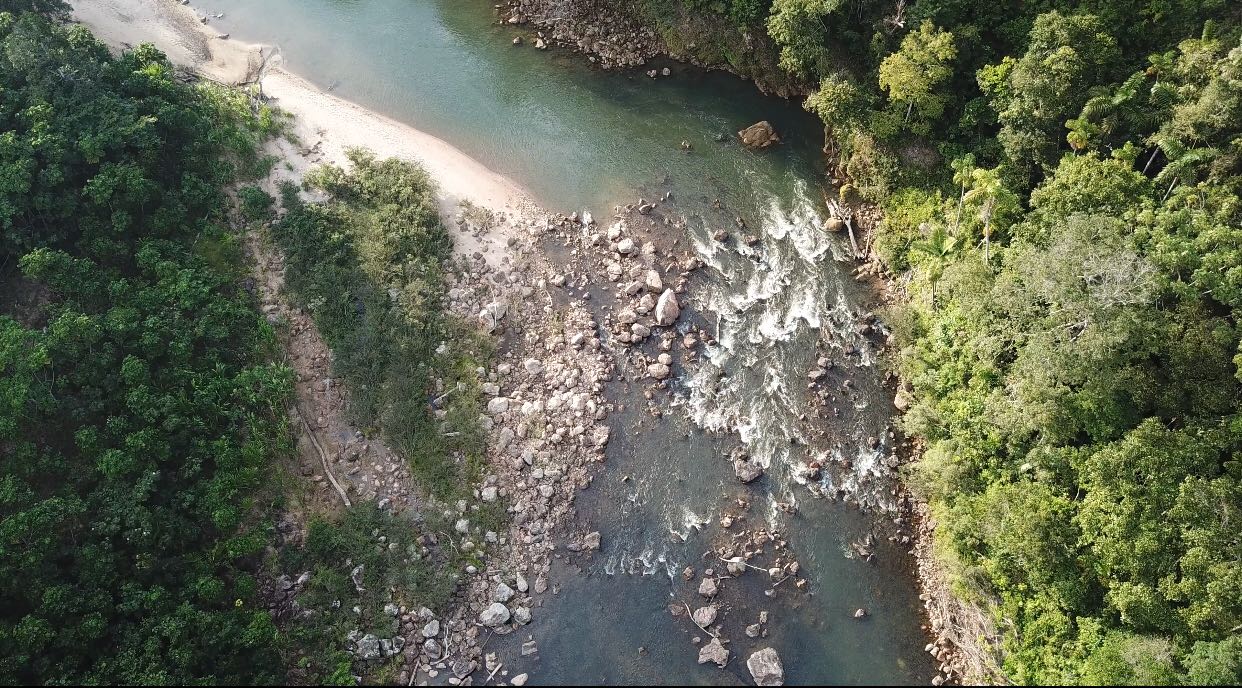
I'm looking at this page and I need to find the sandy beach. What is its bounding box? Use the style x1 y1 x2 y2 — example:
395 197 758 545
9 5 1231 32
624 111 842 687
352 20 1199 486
71 0 533 265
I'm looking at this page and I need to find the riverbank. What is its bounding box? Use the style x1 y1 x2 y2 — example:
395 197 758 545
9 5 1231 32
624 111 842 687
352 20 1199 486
496 0 804 96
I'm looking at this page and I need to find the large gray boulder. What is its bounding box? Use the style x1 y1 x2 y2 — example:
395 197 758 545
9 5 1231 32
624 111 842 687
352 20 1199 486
479 602 510 627
748 647 785 686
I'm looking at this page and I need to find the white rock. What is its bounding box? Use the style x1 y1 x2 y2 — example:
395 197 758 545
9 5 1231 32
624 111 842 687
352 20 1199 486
655 289 680 326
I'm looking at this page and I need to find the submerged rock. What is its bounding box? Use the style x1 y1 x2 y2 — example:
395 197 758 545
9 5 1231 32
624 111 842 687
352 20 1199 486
747 647 785 686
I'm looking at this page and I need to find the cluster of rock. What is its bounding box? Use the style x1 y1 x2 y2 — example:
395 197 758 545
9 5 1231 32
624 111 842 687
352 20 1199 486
499 0 663 68
403 205 621 684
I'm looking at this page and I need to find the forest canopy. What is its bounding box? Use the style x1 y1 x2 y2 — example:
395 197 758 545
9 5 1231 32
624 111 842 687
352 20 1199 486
0 7 292 683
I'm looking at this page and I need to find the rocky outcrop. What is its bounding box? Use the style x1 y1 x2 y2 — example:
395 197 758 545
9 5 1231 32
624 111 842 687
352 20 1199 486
738 120 780 149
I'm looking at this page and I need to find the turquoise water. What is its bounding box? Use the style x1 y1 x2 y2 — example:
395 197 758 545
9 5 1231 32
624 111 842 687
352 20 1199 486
200 0 933 683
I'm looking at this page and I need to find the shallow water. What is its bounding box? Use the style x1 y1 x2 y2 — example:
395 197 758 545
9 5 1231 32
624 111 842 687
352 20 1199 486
201 0 933 683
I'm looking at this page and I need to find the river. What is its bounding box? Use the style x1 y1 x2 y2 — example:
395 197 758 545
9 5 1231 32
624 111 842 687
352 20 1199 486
199 0 933 683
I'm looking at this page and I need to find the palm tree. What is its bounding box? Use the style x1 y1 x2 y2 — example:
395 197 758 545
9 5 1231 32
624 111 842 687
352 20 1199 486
910 223 959 308
963 167 1010 265
949 154 976 233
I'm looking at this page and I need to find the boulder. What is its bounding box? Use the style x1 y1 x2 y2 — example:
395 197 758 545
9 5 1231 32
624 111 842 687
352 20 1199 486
355 633 381 660
825 217 846 233
698 577 718 598
894 390 913 412
655 289 680 326
494 582 515 603
747 648 785 686
738 120 780 149
647 362 671 380
692 605 718 627
734 459 764 483
479 603 510 627
421 619 440 638
697 637 729 667
583 531 602 550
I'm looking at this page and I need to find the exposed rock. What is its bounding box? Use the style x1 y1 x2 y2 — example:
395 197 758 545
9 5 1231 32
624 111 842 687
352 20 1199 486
734 459 764 483
487 397 510 414
644 269 663 291
479 602 511 627
513 606 532 625
592 425 612 448
747 647 785 686
617 237 636 254
825 217 846 233
481 486 499 502
738 120 780 149
512 674 529 687
692 605 718 627
583 531 601 550
894 390 913 412
494 582 515 603
647 362 671 380
654 289 680 326
355 633 381 660
421 619 440 638
698 577 718 598
697 637 729 667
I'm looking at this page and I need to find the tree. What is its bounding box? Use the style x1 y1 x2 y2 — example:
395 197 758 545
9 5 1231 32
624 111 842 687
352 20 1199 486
766 0 842 79
878 21 957 135
909 223 960 307
961 166 1018 263
989 12 1119 183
